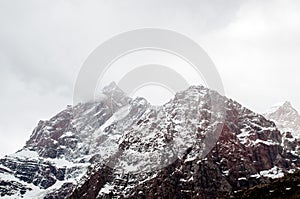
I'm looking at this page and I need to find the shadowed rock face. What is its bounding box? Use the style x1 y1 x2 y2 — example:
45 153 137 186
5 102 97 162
230 170 300 199
0 84 299 198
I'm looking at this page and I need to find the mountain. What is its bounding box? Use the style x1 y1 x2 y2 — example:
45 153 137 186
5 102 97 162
264 101 300 157
264 101 300 139
0 84 299 198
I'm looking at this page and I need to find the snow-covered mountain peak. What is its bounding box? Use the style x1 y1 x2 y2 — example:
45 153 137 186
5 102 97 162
264 101 300 139
1 84 300 198
266 101 295 114
102 82 121 94
283 101 292 107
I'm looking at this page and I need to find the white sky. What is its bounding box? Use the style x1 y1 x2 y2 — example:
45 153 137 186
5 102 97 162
0 0 300 157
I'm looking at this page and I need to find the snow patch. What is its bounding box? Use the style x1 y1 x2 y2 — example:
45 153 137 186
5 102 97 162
9 149 39 160
100 105 130 132
99 184 114 195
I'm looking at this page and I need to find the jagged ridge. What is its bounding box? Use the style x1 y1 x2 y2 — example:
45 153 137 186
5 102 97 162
0 84 299 198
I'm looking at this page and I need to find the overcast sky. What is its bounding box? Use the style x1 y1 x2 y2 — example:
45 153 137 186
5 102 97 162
1 0 300 157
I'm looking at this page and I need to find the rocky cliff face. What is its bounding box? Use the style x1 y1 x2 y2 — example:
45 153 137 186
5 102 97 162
0 84 299 198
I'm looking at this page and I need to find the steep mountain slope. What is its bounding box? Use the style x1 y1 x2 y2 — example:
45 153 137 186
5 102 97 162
0 84 299 198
